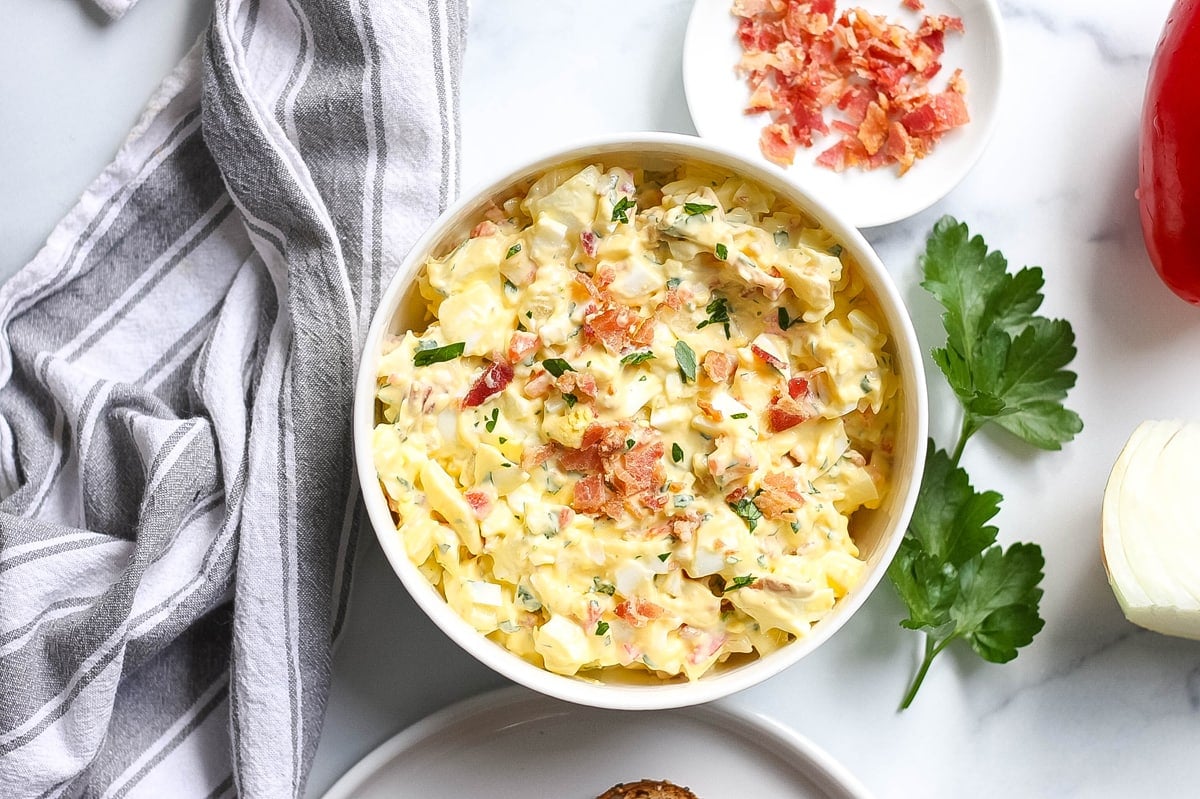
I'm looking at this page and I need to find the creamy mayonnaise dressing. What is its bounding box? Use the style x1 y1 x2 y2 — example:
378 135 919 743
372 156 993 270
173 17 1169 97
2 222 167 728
373 162 898 680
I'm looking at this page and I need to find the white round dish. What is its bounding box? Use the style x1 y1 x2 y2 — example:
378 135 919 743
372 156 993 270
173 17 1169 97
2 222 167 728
320 685 872 799
353 132 928 710
682 0 1005 228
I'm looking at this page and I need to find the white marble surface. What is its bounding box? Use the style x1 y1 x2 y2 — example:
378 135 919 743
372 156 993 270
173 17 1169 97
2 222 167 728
4 1 1200 797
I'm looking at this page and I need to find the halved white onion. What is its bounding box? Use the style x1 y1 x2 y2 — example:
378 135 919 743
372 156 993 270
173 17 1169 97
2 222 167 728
1102 420 1200 639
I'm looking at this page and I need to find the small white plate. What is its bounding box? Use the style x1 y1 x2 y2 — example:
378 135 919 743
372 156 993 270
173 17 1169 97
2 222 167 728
321 686 871 799
683 0 1005 228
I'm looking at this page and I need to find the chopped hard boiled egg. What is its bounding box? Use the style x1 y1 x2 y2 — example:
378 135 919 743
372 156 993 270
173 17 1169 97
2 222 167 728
1102 420 1200 639
374 161 900 681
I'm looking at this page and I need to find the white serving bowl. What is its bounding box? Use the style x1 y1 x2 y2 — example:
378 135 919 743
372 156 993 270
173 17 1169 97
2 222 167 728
353 132 928 710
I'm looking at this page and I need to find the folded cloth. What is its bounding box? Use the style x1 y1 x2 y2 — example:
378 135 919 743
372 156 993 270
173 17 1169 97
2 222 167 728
0 0 465 795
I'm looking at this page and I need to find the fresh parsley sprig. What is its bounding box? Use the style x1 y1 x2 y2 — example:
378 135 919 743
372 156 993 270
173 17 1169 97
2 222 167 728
888 216 1080 709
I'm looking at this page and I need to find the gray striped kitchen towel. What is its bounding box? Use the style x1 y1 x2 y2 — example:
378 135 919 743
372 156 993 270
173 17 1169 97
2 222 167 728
0 0 465 795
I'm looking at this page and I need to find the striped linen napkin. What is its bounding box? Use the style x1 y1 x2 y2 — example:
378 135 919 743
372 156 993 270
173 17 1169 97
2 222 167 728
0 0 465 795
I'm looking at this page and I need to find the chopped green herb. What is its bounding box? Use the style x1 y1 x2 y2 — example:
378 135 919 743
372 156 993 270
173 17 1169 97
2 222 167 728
592 577 616 596
413 341 464 367
777 307 799 331
499 437 508 444
729 497 762 532
715 243 728 260
516 585 541 612
625 439 636 450
724 574 757 593
485 408 499 433
525 311 533 319
666 277 682 289
621 350 656 366
611 196 635 224
731 412 749 420
671 443 684 463
828 244 844 257
683 202 717 216
697 296 732 338
595 621 610 636
674 340 697 383
542 358 575 378
505 242 522 259
563 393 578 408
657 552 671 562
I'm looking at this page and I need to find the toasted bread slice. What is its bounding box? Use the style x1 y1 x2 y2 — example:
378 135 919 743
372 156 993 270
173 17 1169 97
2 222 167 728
595 779 699 799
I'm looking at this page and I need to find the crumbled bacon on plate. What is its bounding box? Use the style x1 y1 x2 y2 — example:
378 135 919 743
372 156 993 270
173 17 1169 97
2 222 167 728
733 0 969 174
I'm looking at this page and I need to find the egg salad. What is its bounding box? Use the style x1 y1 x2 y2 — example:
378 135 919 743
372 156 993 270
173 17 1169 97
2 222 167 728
373 162 899 680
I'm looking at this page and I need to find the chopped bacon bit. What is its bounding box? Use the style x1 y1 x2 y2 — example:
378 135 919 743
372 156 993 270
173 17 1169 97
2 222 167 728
572 473 610 514
787 376 810 399
726 486 749 504
469 220 498 238
734 0 968 174
580 229 599 258
462 361 514 408
750 335 788 370
506 331 539 363
557 507 576 530
754 472 806 519
559 445 603 474
521 443 558 471
696 398 723 423
463 489 494 520
584 306 646 354
702 351 738 383
554 371 597 400
523 370 553 399
564 422 667 520
767 390 815 432
615 597 666 627
631 317 657 348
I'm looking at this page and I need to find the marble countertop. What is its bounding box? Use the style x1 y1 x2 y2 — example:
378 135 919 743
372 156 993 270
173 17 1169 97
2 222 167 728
4 1 1199 797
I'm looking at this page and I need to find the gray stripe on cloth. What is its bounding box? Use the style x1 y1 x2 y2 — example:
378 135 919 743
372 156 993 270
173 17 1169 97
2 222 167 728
68 604 233 797
0 420 218 730
0 0 467 793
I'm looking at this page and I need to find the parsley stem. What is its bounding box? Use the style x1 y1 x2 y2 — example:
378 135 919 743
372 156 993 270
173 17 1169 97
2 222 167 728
899 632 954 710
950 415 979 467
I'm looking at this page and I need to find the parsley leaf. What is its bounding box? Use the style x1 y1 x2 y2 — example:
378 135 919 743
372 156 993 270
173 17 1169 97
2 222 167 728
697 296 732 338
595 621 610 636
621 350 656 366
715 243 728 260
921 216 1082 452
729 497 762 532
542 358 575 378
611 196 635 224
683 202 717 216
889 217 1075 710
563 393 578 408
505 243 522 259
671 443 684 463
592 577 615 596
675 340 697 383
413 342 464 367
888 448 1045 708
723 574 757 593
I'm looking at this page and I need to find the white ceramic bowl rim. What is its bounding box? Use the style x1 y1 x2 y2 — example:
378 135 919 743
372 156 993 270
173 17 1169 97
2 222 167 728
353 131 929 710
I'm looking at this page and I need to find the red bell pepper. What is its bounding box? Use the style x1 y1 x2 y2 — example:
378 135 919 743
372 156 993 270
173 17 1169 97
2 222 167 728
1139 0 1200 305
